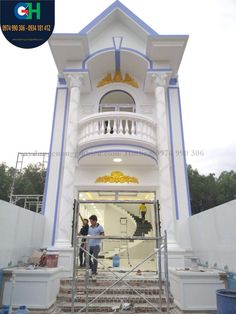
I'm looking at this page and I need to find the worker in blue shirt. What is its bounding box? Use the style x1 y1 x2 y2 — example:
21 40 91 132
88 214 104 275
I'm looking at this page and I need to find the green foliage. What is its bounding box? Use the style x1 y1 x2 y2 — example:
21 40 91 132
0 162 46 202
0 163 14 201
188 165 236 215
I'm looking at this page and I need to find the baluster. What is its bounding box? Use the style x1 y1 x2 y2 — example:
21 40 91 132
107 119 111 134
118 117 123 134
130 120 135 136
114 118 118 134
125 119 129 134
101 119 105 134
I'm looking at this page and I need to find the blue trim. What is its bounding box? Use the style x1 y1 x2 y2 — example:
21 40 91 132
79 143 157 157
147 68 172 73
79 149 157 163
169 78 178 86
51 89 69 246
149 34 189 39
82 47 152 70
176 87 192 216
115 50 120 71
58 77 66 85
63 69 89 73
112 36 123 50
41 87 60 215
79 1 158 36
167 88 180 220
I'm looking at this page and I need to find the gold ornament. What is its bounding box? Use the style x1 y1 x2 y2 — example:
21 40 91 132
97 71 139 88
95 171 139 184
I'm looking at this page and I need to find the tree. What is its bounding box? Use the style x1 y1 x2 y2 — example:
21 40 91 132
0 163 46 207
216 171 236 204
0 163 14 201
188 166 236 215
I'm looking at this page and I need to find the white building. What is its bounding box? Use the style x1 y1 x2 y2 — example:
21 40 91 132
43 0 192 272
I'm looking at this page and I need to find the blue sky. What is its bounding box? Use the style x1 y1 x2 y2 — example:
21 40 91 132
0 0 235 175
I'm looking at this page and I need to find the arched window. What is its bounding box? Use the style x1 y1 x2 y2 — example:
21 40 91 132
99 90 135 113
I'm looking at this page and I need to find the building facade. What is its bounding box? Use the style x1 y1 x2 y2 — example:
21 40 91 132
42 1 192 273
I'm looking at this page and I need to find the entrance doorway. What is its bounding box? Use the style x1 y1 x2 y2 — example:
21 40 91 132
74 191 160 264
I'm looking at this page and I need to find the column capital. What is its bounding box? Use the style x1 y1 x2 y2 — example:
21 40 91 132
64 72 84 89
152 73 168 88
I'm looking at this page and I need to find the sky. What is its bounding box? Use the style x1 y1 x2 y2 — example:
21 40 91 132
0 0 236 175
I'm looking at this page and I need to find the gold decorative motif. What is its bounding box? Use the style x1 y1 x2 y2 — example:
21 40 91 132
95 171 139 184
97 71 139 88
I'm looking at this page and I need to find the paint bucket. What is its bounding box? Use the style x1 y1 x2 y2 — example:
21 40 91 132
46 251 59 268
216 289 236 314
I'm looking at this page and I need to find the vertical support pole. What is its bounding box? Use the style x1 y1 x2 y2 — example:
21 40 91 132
155 196 163 311
164 230 170 312
72 199 79 314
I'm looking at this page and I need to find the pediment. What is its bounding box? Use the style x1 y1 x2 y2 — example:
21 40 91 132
79 1 158 45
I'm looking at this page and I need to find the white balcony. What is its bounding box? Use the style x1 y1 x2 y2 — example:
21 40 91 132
78 112 157 150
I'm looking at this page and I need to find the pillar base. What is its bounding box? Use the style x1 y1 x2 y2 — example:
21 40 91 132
48 246 73 277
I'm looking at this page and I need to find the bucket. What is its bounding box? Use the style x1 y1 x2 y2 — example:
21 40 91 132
216 289 236 314
227 272 236 290
14 305 29 314
46 251 59 268
112 254 120 267
0 305 10 314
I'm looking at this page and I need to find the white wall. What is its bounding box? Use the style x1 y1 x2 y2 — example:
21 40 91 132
189 200 236 272
0 201 45 268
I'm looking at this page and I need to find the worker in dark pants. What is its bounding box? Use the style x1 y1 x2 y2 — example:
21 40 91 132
79 217 89 267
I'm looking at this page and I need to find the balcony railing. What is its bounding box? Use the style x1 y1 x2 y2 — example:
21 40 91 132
78 112 156 147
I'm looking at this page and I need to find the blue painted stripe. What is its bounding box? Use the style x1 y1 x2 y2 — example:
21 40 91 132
167 88 179 220
115 50 120 71
176 87 192 216
82 47 152 70
42 87 65 215
78 1 158 36
79 143 157 157
51 89 69 246
79 149 157 163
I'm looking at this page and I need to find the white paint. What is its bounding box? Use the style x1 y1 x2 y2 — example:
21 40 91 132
168 87 190 220
54 74 82 248
189 200 236 272
0 201 45 268
2 267 62 309
169 267 225 311
155 78 177 246
43 88 68 247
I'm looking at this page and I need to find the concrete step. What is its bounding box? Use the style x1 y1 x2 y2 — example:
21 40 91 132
59 301 173 313
58 292 166 303
60 285 163 294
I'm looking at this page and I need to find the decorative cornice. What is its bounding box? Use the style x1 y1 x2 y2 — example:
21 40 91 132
65 73 84 88
95 171 139 184
97 71 139 88
152 73 168 87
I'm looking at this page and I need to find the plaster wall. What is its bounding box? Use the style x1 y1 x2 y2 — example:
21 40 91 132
167 87 190 220
43 87 68 246
0 201 45 268
75 165 158 190
88 21 146 55
189 200 236 272
79 83 156 120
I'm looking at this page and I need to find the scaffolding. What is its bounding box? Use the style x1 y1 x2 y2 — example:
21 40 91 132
9 152 48 211
71 197 171 313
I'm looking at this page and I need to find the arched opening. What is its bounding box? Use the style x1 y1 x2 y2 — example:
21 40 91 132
99 90 135 113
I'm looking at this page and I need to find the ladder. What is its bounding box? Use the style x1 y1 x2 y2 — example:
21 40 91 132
120 217 131 266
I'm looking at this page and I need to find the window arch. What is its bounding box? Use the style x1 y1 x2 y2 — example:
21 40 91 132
99 90 135 112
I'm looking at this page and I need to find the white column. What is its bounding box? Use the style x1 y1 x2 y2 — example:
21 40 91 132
154 73 177 247
54 73 83 248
